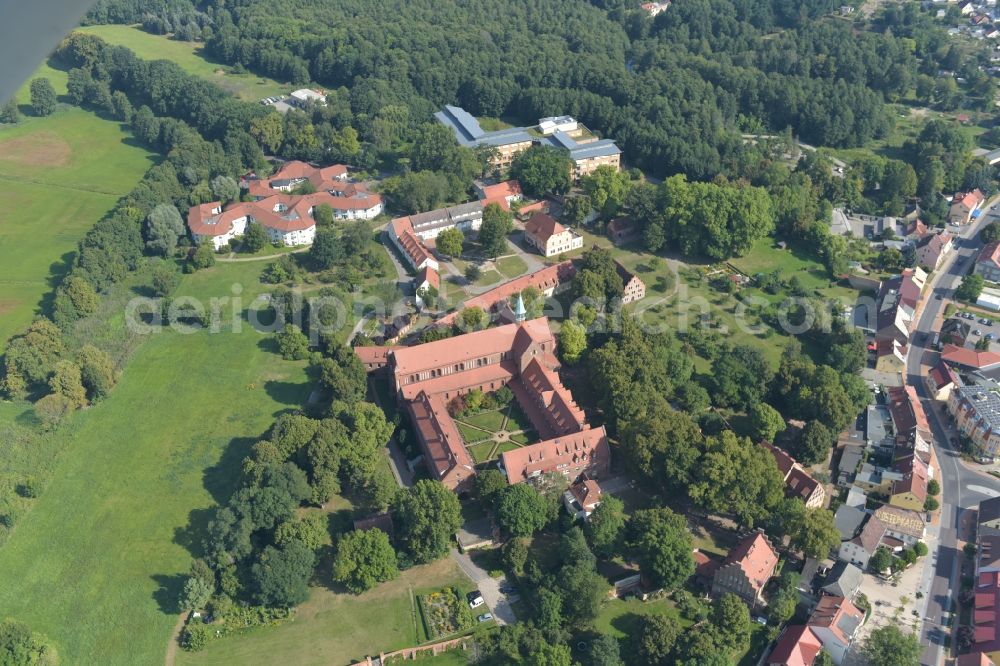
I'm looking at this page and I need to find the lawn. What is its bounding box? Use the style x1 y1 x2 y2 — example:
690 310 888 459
76 25 288 101
460 409 507 433
592 596 692 639
496 255 528 279
0 104 157 351
728 237 857 303
0 261 315 665
467 441 498 463
177 559 471 666
475 269 504 287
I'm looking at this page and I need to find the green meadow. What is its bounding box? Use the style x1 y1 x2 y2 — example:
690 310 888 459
0 262 313 664
77 25 288 101
0 96 157 350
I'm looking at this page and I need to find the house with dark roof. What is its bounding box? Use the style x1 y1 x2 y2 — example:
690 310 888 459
834 505 867 542
807 595 865 665
838 514 887 569
761 442 826 509
435 105 622 178
981 497 1000 537
977 241 1000 283
607 216 639 245
711 530 780 610
821 562 864 600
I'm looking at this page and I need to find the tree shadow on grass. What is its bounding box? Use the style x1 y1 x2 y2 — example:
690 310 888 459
36 251 77 318
152 573 186 615
609 611 645 638
256 336 280 355
173 507 217 560
202 436 257 505
263 379 309 407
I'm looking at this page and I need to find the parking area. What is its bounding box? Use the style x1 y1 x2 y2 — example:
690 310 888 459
842 549 937 665
954 310 1000 349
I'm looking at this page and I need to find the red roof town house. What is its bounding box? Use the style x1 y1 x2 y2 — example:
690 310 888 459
760 442 826 509
768 626 823 666
951 189 986 225
711 530 779 610
523 213 584 258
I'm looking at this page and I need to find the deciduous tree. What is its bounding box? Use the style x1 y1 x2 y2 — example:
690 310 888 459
331 528 399 593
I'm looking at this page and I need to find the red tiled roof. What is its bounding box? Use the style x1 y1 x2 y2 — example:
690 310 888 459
892 453 928 502
768 626 823 666
974 571 1000 652
979 241 1000 270
354 345 391 367
406 391 474 487
480 179 521 201
942 344 1000 370
723 531 779 593
928 361 959 392
955 189 985 209
501 426 610 483
519 356 587 435
956 653 996 666
808 595 863 645
439 261 577 326
417 266 440 291
761 441 796 477
570 479 602 510
391 318 554 378
524 213 566 244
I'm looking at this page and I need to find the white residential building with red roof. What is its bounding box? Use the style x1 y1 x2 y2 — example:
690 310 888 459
806 595 865 665
562 478 602 519
951 189 986 225
523 213 584 257
475 179 523 211
244 160 382 220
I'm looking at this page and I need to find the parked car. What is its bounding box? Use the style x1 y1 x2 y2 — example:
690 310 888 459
987 333 995 341
467 591 485 609
477 613 493 623
976 329 983 336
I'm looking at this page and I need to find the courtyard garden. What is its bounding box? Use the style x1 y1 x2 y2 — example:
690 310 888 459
449 390 538 464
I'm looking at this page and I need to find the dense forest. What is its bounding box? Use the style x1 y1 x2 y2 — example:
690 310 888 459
77 0 989 181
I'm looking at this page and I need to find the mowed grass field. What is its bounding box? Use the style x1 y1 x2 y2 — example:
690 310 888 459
0 87 157 349
0 262 312 664
176 558 471 666
76 25 288 101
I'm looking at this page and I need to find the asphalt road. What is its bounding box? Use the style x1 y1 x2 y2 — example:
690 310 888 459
904 209 1000 664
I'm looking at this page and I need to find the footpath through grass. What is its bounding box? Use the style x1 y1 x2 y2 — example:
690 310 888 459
0 262 311 664
76 25 288 101
0 102 157 350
